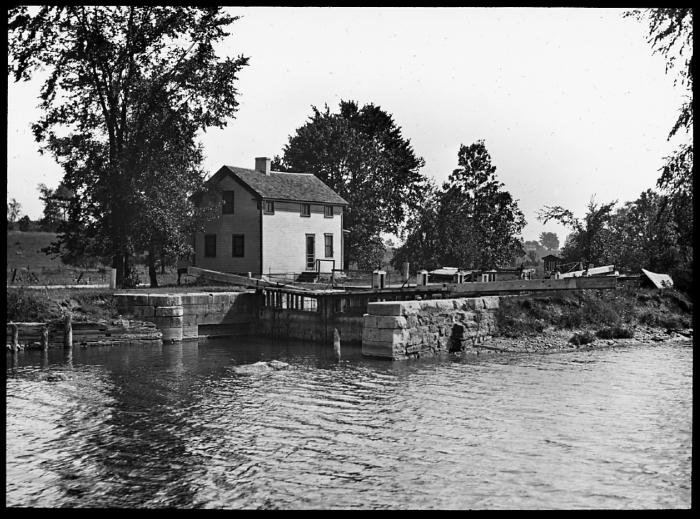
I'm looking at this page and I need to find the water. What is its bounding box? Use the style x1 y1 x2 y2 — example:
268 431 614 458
6 338 692 509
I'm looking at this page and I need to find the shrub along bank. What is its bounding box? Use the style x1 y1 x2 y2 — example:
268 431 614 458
494 287 693 341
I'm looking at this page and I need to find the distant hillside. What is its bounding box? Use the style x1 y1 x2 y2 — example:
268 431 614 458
6 231 63 269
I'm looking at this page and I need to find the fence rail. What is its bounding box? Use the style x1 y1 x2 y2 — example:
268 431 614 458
6 267 113 287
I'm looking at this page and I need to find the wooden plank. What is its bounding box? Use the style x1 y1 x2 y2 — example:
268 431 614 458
446 276 616 295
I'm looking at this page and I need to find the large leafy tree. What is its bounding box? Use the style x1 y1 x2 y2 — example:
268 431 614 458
8 6 249 287
539 232 560 252
626 8 693 280
273 101 427 269
393 141 526 271
606 189 681 273
538 197 617 269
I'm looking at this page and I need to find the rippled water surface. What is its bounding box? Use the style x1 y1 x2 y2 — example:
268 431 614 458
6 338 692 509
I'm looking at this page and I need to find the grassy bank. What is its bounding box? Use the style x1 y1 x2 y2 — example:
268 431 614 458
495 287 693 341
5 283 248 323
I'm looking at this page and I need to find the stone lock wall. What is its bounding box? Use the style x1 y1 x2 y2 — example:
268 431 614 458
362 296 500 360
256 308 364 344
115 292 257 341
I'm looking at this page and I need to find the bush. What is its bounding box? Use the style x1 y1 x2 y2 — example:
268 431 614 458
6 288 57 322
596 326 634 339
569 331 595 346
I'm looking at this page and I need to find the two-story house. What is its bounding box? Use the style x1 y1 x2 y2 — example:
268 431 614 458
192 157 348 277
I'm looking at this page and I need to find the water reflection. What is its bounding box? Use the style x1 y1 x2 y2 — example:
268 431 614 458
6 338 693 509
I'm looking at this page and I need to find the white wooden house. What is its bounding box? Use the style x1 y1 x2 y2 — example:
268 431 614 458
192 157 348 277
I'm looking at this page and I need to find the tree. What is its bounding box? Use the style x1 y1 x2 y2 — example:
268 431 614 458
627 8 693 285
393 141 526 271
9 7 249 287
18 215 31 232
37 183 71 231
539 232 559 251
7 198 22 229
606 189 680 273
273 101 428 269
538 197 617 268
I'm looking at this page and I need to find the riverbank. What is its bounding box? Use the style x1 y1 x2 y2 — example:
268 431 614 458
6 284 693 354
493 286 692 343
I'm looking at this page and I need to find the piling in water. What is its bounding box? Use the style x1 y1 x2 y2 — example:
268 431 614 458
10 322 19 351
333 328 341 360
41 325 49 351
64 313 73 349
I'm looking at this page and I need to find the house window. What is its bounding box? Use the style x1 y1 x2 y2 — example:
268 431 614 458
204 234 217 257
232 234 245 257
222 191 234 214
324 205 333 218
300 203 311 217
264 200 275 214
324 234 333 258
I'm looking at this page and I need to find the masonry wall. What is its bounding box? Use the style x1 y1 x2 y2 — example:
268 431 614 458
262 202 343 275
195 175 262 275
256 307 363 344
362 296 500 360
115 291 257 341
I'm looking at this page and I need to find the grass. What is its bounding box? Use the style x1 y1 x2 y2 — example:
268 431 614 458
6 286 118 322
6 231 64 269
495 287 693 338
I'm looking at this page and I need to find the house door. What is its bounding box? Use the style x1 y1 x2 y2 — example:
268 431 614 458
306 234 315 270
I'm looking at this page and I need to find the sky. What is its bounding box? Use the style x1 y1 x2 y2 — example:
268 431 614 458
6 7 690 244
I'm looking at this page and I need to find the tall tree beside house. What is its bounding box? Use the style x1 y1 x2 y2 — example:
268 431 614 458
272 101 428 269
8 6 249 287
392 141 526 271
539 232 559 252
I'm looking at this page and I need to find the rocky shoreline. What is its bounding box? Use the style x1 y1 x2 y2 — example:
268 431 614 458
470 326 693 356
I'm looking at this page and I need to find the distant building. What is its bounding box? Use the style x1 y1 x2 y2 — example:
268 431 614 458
542 254 563 273
192 157 348 276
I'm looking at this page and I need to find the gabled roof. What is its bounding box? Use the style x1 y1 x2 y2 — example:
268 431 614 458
209 165 349 206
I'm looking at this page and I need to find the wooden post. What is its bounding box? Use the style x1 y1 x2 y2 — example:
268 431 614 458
41 325 49 351
333 328 341 360
10 322 19 352
63 313 73 349
11 268 17 284
109 268 117 289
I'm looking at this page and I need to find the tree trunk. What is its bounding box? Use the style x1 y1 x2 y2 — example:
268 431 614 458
148 251 159 288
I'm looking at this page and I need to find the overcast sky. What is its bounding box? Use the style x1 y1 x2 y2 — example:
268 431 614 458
6 7 689 244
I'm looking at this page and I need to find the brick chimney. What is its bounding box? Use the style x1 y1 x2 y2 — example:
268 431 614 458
255 157 271 176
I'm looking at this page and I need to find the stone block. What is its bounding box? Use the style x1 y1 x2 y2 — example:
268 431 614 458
160 327 183 341
367 302 403 316
364 315 408 329
362 326 409 345
182 314 198 327
466 298 485 310
362 340 394 358
149 294 183 307
155 305 184 317
180 293 211 305
405 343 423 354
152 315 184 328
481 296 499 309
182 325 198 339
400 301 422 316
211 292 232 305
115 293 149 306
